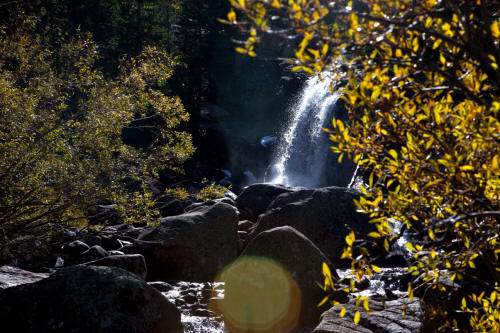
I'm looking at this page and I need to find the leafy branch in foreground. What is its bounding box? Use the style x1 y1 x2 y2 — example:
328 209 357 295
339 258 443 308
225 0 499 331
0 11 194 237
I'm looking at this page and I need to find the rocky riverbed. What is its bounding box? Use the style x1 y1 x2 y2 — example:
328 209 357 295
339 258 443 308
0 184 428 333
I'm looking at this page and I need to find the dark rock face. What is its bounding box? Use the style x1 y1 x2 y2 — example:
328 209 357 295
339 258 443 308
0 265 49 289
82 245 109 262
313 296 423 333
136 202 239 281
235 183 303 221
0 235 53 271
184 197 236 212
249 186 371 264
0 265 183 333
63 240 90 255
238 220 254 231
82 254 147 280
160 199 186 217
220 226 337 329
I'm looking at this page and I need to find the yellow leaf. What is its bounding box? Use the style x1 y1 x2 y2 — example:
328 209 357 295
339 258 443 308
412 38 419 52
440 53 446 65
291 66 315 74
428 228 435 240
492 154 499 171
371 87 381 101
340 307 346 317
389 149 398 160
384 238 390 251
368 232 381 238
363 298 370 312
322 43 329 56
491 21 500 38
433 107 442 124
235 47 247 54
318 295 330 307
354 310 361 325
433 39 442 49
322 262 334 288
227 10 236 22
372 265 381 273
345 231 355 246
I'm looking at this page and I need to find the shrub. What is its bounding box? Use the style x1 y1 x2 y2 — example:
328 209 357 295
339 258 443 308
0 11 194 237
225 0 499 331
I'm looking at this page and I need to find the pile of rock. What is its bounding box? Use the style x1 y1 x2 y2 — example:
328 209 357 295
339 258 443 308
0 183 424 333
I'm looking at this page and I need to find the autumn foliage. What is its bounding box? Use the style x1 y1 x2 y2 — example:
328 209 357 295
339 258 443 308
226 0 499 331
0 13 194 236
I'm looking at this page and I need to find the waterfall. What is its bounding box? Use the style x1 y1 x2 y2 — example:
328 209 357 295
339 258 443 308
267 74 342 188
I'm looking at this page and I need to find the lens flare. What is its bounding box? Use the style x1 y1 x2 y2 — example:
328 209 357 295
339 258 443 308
211 256 301 333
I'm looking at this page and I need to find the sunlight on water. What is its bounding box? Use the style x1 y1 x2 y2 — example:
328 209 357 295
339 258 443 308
269 73 339 188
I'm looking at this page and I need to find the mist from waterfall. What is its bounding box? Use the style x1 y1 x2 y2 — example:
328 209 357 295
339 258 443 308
267 74 341 188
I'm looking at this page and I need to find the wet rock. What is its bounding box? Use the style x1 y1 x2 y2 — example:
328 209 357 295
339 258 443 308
183 292 198 304
0 265 183 333
135 202 238 281
82 254 147 280
192 308 215 317
200 288 212 304
238 220 254 231
224 190 238 201
148 281 173 292
249 186 371 264
235 183 303 221
313 296 423 333
0 266 49 289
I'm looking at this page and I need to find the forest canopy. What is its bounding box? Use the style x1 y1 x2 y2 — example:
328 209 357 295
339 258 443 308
226 0 500 331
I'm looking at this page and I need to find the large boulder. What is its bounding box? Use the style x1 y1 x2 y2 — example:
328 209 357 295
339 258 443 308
313 296 423 333
135 202 239 281
0 265 49 289
248 186 371 264
235 183 303 221
82 254 147 280
0 265 183 333
213 226 337 331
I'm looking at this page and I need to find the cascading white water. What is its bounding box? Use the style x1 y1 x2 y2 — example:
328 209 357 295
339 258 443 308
269 74 340 188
